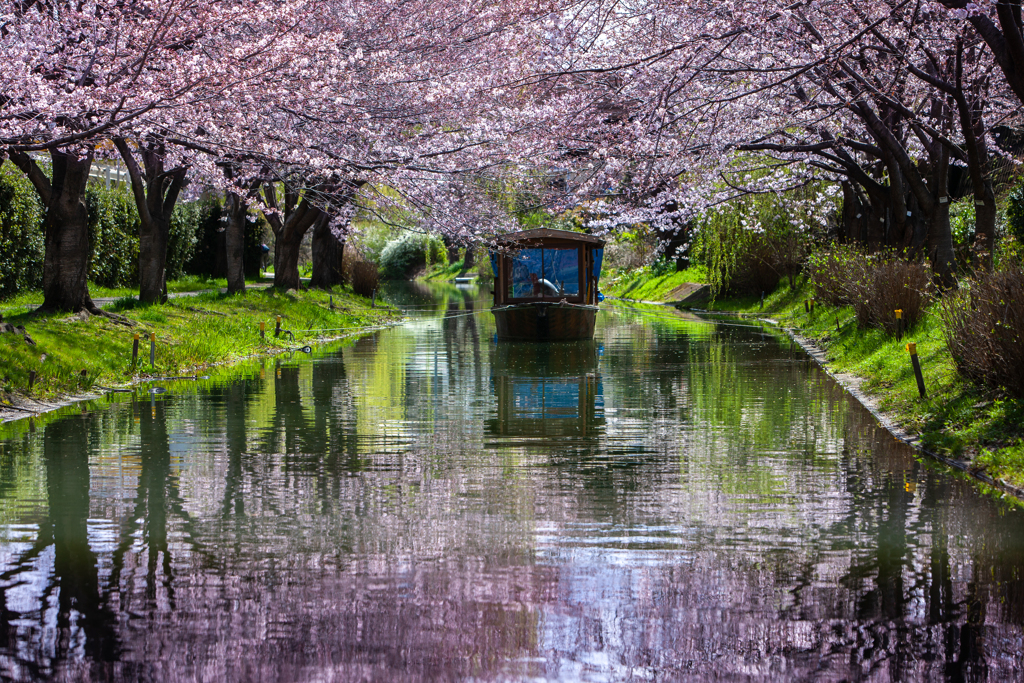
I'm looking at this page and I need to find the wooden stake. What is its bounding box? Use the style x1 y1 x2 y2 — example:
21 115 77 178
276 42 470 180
260 321 266 339
132 334 140 369
275 316 282 338
27 370 36 391
150 332 156 367
907 343 926 398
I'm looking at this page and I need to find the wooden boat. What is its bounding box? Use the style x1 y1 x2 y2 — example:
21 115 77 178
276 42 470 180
489 228 605 341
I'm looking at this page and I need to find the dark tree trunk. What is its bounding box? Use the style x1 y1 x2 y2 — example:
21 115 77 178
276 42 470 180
273 230 304 290
442 234 460 265
461 244 476 273
929 146 957 287
310 213 346 290
225 192 247 294
8 148 99 313
113 137 187 304
260 183 322 291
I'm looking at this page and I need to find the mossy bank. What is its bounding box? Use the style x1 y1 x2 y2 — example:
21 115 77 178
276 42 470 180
0 286 398 420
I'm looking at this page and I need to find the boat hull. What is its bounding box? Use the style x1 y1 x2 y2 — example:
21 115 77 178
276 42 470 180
491 303 598 341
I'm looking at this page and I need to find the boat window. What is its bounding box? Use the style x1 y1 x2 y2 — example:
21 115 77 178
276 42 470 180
508 247 580 299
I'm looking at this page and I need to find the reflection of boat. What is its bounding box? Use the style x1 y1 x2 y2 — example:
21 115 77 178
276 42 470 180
489 228 605 341
486 342 603 439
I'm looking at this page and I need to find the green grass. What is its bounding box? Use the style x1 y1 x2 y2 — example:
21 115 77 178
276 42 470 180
421 259 466 281
0 275 251 315
601 265 706 301
0 285 397 402
703 278 1024 490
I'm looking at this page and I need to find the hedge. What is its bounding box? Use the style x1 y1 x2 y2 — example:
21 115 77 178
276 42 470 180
0 163 44 298
0 161 261 298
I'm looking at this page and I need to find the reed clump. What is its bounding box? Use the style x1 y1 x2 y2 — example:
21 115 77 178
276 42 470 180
941 265 1024 397
350 260 379 297
808 247 931 336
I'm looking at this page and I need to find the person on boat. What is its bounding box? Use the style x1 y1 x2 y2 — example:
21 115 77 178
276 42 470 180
530 272 560 297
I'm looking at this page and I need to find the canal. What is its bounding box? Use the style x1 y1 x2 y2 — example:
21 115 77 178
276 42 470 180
0 282 1021 681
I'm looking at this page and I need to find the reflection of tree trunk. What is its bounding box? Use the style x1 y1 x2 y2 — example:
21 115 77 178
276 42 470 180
220 381 249 519
311 348 365 514
272 364 308 459
137 397 174 608
461 292 483 393
43 416 120 663
875 477 908 623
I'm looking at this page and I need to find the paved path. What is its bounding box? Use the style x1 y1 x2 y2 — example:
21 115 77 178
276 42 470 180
3 282 277 312
91 282 273 307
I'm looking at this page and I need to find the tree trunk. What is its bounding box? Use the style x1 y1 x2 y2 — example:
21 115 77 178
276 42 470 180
273 229 304 290
974 183 997 272
113 137 187 305
260 183 323 291
8 148 98 313
138 213 171 303
928 147 957 287
310 213 346 289
225 192 247 294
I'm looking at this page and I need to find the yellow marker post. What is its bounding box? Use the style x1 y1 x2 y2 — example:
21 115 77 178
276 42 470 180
260 321 266 340
895 309 903 339
907 342 926 398
275 316 282 338
131 333 140 368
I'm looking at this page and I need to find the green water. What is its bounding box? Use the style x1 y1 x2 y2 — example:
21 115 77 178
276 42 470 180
0 282 1021 681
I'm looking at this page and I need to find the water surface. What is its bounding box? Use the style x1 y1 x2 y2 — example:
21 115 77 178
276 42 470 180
0 282 1021 681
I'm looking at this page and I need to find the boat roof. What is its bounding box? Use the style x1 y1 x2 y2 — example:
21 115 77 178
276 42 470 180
490 227 605 246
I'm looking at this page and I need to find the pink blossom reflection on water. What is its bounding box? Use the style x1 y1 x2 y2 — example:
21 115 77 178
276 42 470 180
0 285 1021 681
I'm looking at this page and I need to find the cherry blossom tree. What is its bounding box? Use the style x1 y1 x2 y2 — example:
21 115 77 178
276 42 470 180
1 0 313 310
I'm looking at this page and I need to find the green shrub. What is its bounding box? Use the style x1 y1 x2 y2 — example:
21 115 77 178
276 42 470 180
692 195 812 297
1 163 211 296
185 198 226 277
0 162 44 299
424 236 447 267
806 243 865 306
245 210 269 279
87 183 140 288
379 232 429 280
950 198 977 266
1007 182 1024 244
168 200 203 280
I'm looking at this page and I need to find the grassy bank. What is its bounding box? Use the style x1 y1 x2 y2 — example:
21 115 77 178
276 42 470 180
694 278 1024 490
0 285 397 406
601 266 706 301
